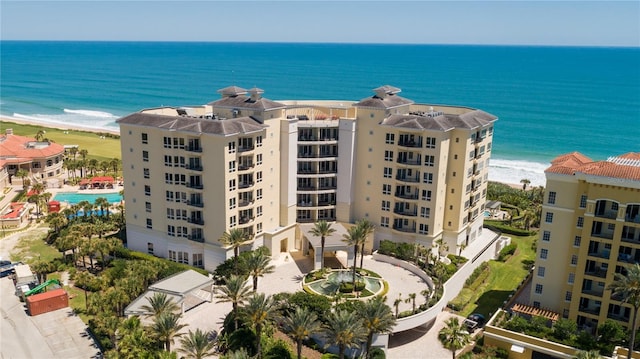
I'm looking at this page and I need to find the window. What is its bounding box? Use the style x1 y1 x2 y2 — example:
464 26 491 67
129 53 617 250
145 202 151 213
542 231 551 242
177 251 188 265
565 291 572 302
420 207 430 218
423 173 433 184
142 150 149 162
147 242 154 255
425 137 436 148
230 216 237 227
193 254 203 268
382 184 391 195
166 208 175 219
570 255 578 265
540 248 548 259
612 202 619 211
568 272 575 284
534 284 543 294
257 171 262 183
380 217 389 228
165 191 174 201
257 222 263 233
533 301 540 308
608 223 615 231
167 225 175 236
257 189 263 200
229 197 236 209
574 236 582 247
256 135 263 147
419 223 429 234
385 133 395 144
257 154 263 165
141 133 148 144
548 191 556 204
228 141 236 153
146 218 152 229
545 212 553 223
422 190 432 201
537 266 546 277
257 206 263 217
229 179 236 191
144 185 151 196
579 195 587 208
143 168 150 178
424 155 434 167
163 136 171 148
384 150 393 161
229 161 236 173
165 173 173 184
381 200 390 211
577 217 584 228
383 167 392 178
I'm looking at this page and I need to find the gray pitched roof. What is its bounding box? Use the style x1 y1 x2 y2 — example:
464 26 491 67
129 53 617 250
354 85 414 109
208 94 286 111
117 112 266 136
380 109 496 131
217 86 248 96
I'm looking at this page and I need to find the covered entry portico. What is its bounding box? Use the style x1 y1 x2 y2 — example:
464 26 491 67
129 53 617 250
299 223 354 270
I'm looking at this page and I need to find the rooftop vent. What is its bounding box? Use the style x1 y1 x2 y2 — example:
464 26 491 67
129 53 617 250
607 156 640 167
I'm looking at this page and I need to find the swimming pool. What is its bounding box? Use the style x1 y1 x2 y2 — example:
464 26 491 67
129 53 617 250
483 210 491 218
53 192 123 205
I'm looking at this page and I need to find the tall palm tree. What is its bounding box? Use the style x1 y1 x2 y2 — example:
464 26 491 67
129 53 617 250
405 293 417 313
342 225 365 291
520 178 531 190
115 316 154 358
608 263 640 359
177 329 217 359
310 220 335 270
241 249 275 291
35 130 45 141
110 158 121 177
242 293 277 359
574 350 603 359
95 197 110 217
356 219 375 269
88 158 99 176
220 228 250 272
79 148 88 160
359 296 396 358
438 317 472 359
214 274 252 330
140 292 180 317
322 310 367 359
151 311 187 352
15 168 30 189
393 295 402 318
282 306 322 359
420 288 431 308
46 211 66 232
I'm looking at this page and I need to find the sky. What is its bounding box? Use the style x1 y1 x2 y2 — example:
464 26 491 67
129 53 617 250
1 1 638 47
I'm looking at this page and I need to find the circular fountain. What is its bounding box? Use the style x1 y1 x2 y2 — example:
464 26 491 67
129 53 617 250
303 269 386 299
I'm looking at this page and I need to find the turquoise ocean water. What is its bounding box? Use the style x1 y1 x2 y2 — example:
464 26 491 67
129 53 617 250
1 41 639 186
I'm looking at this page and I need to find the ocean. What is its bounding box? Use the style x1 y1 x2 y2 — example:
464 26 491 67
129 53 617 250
1 41 639 186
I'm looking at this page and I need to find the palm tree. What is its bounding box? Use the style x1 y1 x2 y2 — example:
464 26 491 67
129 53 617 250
356 219 374 269
420 288 431 308
100 160 110 175
151 311 187 352
520 178 531 190
177 329 217 359
88 158 99 176
110 158 121 177
15 168 30 189
141 292 180 317
226 348 251 359
359 296 396 358
282 306 322 359
342 225 365 291
220 228 250 272
115 316 154 358
607 263 640 359
95 197 110 217
405 293 417 314
35 130 45 141
438 317 472 359
310 220 336 270
241 249 275 291
574 350 603 359
242 293 277 359
393 294 402 318
214 274 251 330
46 211 66 232
322 310 367 359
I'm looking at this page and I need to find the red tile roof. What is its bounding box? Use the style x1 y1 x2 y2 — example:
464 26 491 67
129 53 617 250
0 134 65 163
546 152 640 181
1 202 27 219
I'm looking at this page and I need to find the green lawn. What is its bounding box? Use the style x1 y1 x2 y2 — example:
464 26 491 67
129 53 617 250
456 234 537 318
9 229 62 263
1 121 121 161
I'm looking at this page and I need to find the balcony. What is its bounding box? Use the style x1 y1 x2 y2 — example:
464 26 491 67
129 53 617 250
595 200 620 219
392 225 416 233
238 145 254 153
187 218 204 225
587 249 610 259
296 217 315 223
624 205 640 223
591 222 615 240
396 158 422 166
318 169 337 175
578 306 601 316
318 184 337 190
187 235 205 243
238 163 255 171
239 199 254 207
185 165 203 171
393 208 417 217
298 201 316 207
607 312 630 323
584 267 608 279
186 183 204 190
617 253 637 264
186 146 202 153
239 181 254 189
186 200 204 208
298 152 319 158
297 185 317 191
396 175 420 183
239 216 254 225
317 201 336 207
398 140 422 148
395 192 419 200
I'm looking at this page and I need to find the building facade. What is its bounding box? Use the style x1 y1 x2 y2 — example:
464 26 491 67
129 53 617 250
117 85 497 272
0 129 65 187
530 152 640 332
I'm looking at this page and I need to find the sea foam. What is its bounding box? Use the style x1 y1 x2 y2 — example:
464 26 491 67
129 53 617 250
63 108 119 119
488 158 548 187
12 110 119 132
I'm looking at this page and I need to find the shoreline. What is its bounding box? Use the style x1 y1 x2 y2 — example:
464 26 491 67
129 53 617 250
1 115 120 135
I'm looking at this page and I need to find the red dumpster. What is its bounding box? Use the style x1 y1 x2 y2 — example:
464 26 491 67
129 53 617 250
26 288 69 316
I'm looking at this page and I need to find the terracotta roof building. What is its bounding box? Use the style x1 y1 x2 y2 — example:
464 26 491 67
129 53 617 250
0 129 65 187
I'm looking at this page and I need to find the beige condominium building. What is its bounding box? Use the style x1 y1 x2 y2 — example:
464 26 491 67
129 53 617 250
117 85 497 272
529 152 640 333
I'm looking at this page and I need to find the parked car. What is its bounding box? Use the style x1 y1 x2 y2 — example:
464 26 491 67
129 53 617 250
0 262 24 278
464 313 486 332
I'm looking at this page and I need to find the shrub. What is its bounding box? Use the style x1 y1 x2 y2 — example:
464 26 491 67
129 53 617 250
465 262 490 286
263 339 293 359
497 243 518 262
369 347 386 359
447 254 468 267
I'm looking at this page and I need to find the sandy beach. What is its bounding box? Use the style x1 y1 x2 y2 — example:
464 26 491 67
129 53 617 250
0 115 120 135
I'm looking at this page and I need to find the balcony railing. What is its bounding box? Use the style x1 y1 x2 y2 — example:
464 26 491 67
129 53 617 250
186 183 204 190
186 200 204 208
595 210 618 220
187 235 205 243
396 175 420 183
296 217 315 223
239 182 254 189
398 140 422 148
396 159 422 166
581 287 604 297
579 306 601 315
318 185 337 190
393 208 417 217
392 225 416 233
238 145 254 152
588 250 610 259
584 268 607 278
298 201 316 207
187 218 204 225
617 253 636 263
625 214 640 223
395 193 419 200
239 200 254 207
317 201 336 206
186 146 202 153
238 163 255 171
607 312 630 322
186 165 203 171
239 216 254 225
